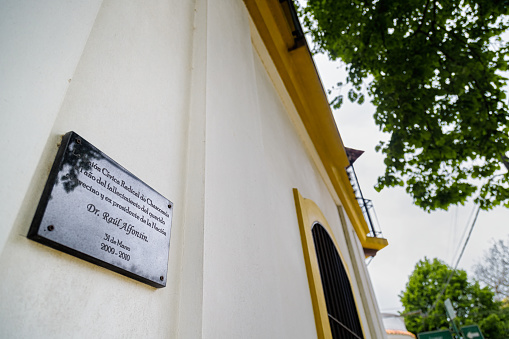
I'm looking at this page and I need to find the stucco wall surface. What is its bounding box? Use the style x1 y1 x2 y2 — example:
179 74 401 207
199 1 378 338
0 0 104 256
0 1 195 338
0 0 383 338
201 1 318 337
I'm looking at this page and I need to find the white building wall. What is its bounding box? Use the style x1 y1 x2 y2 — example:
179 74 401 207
0 1 196 338
199 2 380 337
0 0 384 338
0 0 103 255
200 2 319 337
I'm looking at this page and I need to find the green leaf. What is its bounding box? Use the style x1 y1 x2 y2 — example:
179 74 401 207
301 0 509 211
400 258 507 337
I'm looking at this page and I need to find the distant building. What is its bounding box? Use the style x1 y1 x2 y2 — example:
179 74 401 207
383 313 417 339
0 0 388 337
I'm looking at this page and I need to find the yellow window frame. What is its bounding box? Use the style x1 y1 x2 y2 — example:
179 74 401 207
293 188 366 339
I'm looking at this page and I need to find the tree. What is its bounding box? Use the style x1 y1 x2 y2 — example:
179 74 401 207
474 236 509 300
400 257 508 338
300 0 509 211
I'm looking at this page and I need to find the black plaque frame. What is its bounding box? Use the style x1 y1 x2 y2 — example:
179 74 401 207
28 131 173 288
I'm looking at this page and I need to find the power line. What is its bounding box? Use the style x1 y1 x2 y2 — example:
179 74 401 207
450 203 477 267
452 204 481 271
427 203 482 316
447 205 459 264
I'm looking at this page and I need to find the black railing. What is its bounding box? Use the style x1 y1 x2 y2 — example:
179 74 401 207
346 165 383 239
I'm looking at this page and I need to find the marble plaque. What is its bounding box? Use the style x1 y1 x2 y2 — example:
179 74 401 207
28 131 173 288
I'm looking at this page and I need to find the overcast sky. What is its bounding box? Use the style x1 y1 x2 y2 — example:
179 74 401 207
312 53 509 313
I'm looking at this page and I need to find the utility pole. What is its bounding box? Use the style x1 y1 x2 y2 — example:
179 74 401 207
444 299 463 339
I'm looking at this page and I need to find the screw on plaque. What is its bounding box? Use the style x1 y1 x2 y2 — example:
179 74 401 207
168 204 172 209
160 276 164 281
47 225 55 231
76 138 81 144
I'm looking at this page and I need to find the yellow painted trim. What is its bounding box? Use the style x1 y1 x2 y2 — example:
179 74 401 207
250 18 343 212
243 0 387 253
364 236 389 251
294 189 331 339
293 189 367 339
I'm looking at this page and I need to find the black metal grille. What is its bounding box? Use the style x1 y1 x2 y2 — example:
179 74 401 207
312 224 364 339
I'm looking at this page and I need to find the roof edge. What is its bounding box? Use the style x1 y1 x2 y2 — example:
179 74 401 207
244 0 382 250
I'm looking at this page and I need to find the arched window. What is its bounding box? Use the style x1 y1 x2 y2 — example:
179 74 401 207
312 223 363 338
294 188 365 339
